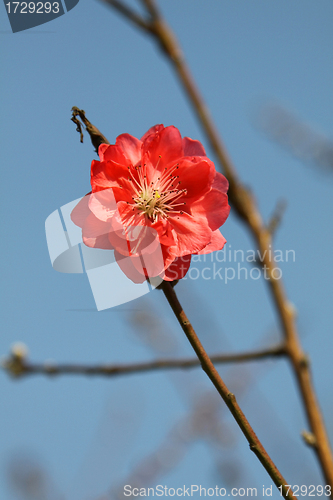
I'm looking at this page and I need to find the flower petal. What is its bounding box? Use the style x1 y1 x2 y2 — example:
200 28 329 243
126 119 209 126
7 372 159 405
116 133 142 165
140 238 166 278
140 124 164 142
114 239 166 283
108 217 131 257
127 225 160 257
177 157 215 199
191 189 230 231
152 219 176 247
164 255 191 281
108 207 161 259
182 137 206 156
82 213 113 249
142 125 183 172
97 144 130 166
160 242 179 271
116 200 147 229
98 143 109 161
212 172 229 194
71 192 92 229
88 189 118 222
169 212 211 256
114 251 147 284
91 160 133 193
197 229 226 255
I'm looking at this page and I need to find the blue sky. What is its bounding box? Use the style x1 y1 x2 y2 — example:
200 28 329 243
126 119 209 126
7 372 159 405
1 1 333 498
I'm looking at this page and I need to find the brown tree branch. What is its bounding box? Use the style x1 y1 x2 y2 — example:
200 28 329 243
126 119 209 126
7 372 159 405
71 107 110 152
161 281 296 499
100 0 152 32
258 103 333 173
267 199 287 236
103 0 333 489
2 344 286 379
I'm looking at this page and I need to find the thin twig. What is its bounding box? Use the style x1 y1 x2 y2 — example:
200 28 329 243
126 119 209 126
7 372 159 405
71 107 110 152
100 0 152 32
267 199 287 236
104 0 333 488
258 103 333 173
2 345 286 379
161 281 296 499
138 0 158 19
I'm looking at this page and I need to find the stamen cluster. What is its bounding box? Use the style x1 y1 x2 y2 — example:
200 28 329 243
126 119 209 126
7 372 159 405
129 161 187 222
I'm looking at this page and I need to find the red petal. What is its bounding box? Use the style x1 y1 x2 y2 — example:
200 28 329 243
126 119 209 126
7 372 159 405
91 160 132 190
142 125 183 172
140 240 166 278
127 225 160 257
164 255 191 281
182 137 206 156
191 190 230 231
116 200 147 228
96 144 130 167
108 206 160 259
116 133 142 165
169 212 211 255
161 243 178 270
212 172 229 194
108 219 131 257
82 213 113 249
70 193 92 229
152 219 176 246
114 251 147 284
177 157 215 199
197 230 226 255
98 143 109 160
88 189 118 222
114 240 166 283
140 124 164 142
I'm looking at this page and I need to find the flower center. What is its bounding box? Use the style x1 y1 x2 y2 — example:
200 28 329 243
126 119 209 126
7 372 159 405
128 159 187 222
135 188 162 218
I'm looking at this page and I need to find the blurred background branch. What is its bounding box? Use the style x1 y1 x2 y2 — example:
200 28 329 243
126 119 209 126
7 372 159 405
1 343 286 379
257 102 333 174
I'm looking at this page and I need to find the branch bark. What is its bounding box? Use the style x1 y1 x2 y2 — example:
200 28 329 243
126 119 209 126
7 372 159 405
161 282 296 499
2 344 286 378
71 107 110 152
